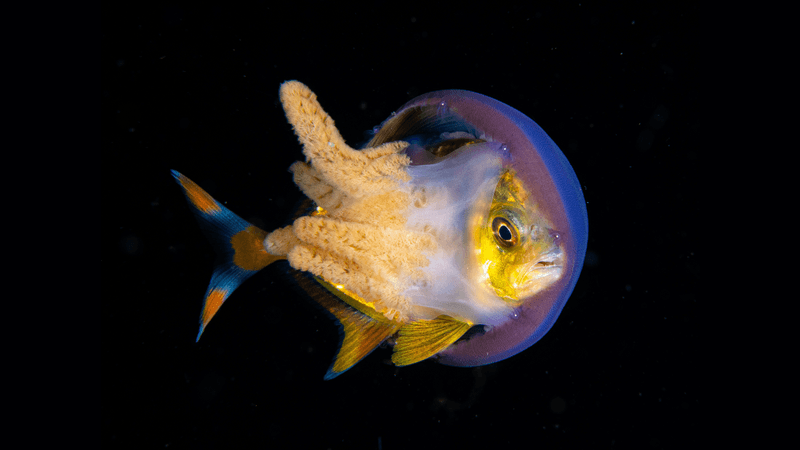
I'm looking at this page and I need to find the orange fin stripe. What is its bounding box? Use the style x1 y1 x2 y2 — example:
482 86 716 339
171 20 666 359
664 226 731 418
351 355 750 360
231 225 283 271
200 288 228 333
175 172 222 214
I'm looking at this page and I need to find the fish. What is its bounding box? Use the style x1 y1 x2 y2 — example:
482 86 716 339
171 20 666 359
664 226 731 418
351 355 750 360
172 81 588 379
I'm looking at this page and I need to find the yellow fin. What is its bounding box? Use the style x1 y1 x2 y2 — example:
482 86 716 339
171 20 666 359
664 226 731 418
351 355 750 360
391 316 472 366
314 278 402 379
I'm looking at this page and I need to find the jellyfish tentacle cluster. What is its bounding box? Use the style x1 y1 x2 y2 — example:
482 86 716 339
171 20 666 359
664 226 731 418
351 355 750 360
266 81 435 322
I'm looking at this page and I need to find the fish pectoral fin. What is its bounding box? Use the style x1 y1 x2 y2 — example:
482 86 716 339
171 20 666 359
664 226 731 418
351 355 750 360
391 316 472 367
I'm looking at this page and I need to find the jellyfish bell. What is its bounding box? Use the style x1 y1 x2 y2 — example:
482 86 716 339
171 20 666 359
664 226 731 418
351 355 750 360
367 89 588 366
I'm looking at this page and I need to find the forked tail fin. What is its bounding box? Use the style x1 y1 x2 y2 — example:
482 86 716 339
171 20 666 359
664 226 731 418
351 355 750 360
171 170 283 340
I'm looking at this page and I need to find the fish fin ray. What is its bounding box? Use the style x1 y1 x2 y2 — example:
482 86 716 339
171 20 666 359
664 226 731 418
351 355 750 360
171 170 283 340
311 278 401 380
391 316 471 366
326 305 401 380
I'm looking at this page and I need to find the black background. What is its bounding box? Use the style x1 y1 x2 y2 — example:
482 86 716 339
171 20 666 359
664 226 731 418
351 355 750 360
103 3 701 448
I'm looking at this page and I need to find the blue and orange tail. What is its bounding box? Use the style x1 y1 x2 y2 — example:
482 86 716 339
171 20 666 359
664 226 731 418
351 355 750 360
171 170 283 340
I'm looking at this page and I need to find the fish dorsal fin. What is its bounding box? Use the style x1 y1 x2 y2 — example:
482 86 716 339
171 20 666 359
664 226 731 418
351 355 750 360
391 316 472 366
314 278 402 379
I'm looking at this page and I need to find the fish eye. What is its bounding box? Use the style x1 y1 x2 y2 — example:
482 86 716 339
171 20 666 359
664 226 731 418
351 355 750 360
492 217 519 248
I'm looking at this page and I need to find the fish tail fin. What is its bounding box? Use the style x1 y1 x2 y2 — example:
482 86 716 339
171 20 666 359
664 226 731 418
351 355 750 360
171 170 284 340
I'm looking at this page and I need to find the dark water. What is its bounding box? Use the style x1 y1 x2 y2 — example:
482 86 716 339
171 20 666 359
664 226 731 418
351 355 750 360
103 4 702 448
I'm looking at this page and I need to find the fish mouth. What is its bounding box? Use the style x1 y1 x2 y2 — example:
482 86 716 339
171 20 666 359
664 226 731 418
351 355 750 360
509 249 565 299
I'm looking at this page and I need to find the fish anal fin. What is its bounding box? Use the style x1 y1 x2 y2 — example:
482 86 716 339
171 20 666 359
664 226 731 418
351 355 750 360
311 278 401 379
328 310 401 379
391 316 472 367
